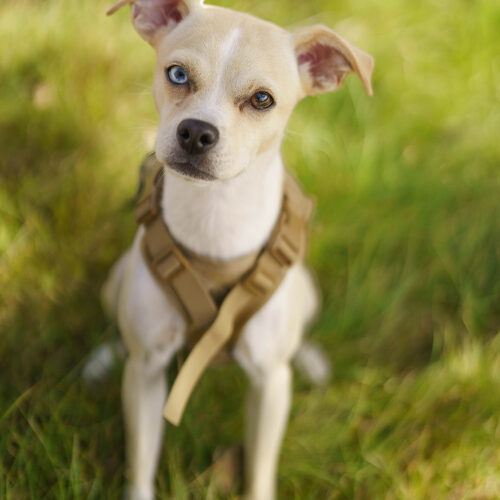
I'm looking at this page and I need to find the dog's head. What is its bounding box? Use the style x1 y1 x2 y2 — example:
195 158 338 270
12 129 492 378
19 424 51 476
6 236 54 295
108 0 374 182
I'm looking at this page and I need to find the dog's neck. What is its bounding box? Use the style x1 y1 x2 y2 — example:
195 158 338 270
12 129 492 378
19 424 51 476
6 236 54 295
162 151 284 261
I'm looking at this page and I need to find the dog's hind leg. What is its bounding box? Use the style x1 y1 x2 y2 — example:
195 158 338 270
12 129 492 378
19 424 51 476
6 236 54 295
81 251 130 384
289 264 331 385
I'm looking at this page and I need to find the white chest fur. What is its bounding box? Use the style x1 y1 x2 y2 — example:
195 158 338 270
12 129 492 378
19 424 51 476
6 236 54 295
162 152 284 261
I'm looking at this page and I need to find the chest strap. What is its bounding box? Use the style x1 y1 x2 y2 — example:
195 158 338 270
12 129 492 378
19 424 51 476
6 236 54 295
135 154 314 425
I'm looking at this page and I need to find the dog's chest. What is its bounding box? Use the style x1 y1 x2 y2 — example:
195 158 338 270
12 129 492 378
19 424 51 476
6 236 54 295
161 161 284 261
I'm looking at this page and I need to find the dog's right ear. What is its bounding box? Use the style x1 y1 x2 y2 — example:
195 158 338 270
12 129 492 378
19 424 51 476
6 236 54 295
106 0 202 45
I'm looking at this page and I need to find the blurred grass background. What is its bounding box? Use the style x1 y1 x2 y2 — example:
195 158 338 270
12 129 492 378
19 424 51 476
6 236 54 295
0 0 499 498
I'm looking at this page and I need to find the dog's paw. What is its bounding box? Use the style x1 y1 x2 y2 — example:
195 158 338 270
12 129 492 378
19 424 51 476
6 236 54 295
293 341 331 386
82 339 126 384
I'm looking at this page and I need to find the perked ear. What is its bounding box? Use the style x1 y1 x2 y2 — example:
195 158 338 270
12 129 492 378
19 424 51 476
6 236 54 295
293 25 374 97
106 0 202 45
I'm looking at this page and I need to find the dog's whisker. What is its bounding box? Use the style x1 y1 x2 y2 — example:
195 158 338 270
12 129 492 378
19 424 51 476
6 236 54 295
285 129 306 138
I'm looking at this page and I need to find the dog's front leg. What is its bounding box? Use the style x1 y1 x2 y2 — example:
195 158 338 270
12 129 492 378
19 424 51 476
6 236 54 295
244 362 292 500
122 350 169 500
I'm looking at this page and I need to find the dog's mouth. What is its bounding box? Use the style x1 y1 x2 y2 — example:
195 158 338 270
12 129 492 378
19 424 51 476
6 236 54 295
166 161 217 182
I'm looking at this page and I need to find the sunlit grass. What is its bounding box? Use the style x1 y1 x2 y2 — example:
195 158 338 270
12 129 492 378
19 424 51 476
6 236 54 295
1 0 499 498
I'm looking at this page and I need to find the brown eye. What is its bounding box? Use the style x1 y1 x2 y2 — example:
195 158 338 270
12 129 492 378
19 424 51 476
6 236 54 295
250 91 274 110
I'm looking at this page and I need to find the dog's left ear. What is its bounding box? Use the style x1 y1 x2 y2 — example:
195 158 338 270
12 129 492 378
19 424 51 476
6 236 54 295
107 0 202 45
293 25 374 97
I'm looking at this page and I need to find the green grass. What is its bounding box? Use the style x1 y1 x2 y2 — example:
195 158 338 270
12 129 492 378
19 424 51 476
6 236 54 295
1 0 499 498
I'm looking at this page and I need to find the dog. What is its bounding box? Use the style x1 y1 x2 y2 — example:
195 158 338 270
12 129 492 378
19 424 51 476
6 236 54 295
100 1 373 498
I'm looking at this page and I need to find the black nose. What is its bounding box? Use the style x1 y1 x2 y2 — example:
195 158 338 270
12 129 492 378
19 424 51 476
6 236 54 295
177 119 219 155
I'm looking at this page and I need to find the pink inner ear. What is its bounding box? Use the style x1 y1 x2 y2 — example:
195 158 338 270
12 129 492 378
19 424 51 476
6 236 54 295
134 0 184 38
298 43 352 89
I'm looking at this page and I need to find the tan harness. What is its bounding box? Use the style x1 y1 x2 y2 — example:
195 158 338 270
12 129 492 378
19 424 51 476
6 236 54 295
135 154 314 425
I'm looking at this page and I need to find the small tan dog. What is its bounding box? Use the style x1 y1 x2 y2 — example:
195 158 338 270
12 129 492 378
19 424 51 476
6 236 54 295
102 1 373 498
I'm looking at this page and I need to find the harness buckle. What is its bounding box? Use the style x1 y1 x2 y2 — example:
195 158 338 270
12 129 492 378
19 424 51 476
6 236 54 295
153 246 184 281
269 231 299 267
156 253 183 281
243 268 275 296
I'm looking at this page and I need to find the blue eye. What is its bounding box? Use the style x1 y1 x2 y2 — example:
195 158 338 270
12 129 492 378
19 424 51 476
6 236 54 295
166 65 189 85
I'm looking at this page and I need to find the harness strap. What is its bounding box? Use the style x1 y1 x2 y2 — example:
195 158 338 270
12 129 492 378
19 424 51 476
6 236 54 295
135 154 314 425
164 263 280 425
142 216 218 331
